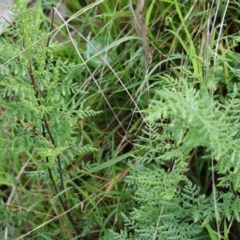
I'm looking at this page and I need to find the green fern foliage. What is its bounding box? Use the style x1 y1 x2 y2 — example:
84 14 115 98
0 1 99 237
112 58 240 238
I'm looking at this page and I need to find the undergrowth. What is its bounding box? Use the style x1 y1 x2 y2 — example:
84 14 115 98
1 0 240 239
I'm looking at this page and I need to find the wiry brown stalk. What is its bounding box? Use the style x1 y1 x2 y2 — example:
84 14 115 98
25 7 81 237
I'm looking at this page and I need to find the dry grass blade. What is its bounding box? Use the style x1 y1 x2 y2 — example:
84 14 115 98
133 0 152 69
